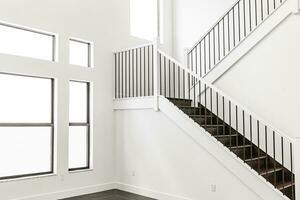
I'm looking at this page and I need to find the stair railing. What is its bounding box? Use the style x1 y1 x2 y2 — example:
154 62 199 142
187 0 287 78
115 43 295 199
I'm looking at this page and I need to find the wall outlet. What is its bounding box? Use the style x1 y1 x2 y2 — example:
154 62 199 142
60 174 65 181
211 184 217 192
131 171 136 177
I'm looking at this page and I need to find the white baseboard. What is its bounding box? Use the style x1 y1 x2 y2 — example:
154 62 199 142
16 182 117 200
115 182 192 200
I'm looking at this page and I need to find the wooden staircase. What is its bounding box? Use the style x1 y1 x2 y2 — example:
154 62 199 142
168 97 295 200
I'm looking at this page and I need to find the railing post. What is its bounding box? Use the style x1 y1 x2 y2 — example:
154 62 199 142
153 37 159 111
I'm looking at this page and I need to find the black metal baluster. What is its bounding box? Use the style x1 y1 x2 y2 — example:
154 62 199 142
159 54 162 95
235 106 238 148
213 27 216 65
193 78 196 115
233 7 236 47
199 81 202 122
227 13 231 51
129 50 132 97
204 84 207 126
114 53 117 98
274 0 276 9
291 143 295 200
222 96 225 135
243 110 246 161
210 88 213 125
238 1 241 42
143 47 146 96
178 66 181 98
216 92 219 128
204 37 207 74
173 63 175 98
273 131 277 187
200 41 202 77
243 0 247 37
117 53 120 98
281 137 285 192
261 0 264 21
250 115 253 161
249 0 252 32
257 120 260 173
164 57 166 96
121 52 124 98
265 126 268 177
208 33 211 70
223 18 225 56
168 60 171 97
229 101 232 148
183 69 185 98
132 49 135 97
125 51 127 97
136 49 138 97
267 0 270 15
218 23 221 61
140 48 142 96
255 0 258 26
152 46 154 95
148 46 150 96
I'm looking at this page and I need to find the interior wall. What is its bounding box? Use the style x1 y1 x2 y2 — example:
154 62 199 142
115 109 262 200
0 0 172 199
172 0 236 62
214 13 300 138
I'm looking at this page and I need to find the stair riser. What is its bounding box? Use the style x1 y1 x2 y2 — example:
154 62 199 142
170 100 192 107
217 135 250 148
193 116 223 126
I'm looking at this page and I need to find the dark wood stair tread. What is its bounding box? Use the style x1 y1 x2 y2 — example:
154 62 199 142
230 145 252 149
214 134 239 138
260 167 283 176
245 156 267 162
277 182 295 190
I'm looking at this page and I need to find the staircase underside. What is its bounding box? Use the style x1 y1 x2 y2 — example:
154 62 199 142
168 97 295 200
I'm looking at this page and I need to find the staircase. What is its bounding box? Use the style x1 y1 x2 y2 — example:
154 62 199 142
114 0 297 199
168 97 295 199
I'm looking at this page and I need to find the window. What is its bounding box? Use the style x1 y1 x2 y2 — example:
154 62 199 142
130 0 163 42
69 38 92 67
0 23 55 61
0 73 54 180
69 81 91 171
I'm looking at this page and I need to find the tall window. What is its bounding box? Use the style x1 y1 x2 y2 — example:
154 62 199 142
0 73 54 180
130 0 163 42
0 23 55 61
69 81 91 171
69 38 92 67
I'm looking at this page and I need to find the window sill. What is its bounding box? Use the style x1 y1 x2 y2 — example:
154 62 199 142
68 168 93 174
0 173 57 183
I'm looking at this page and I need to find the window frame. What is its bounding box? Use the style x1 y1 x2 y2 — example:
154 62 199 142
68 80 91 171
0 73 55 180
69 38 93 68
0 21 57 62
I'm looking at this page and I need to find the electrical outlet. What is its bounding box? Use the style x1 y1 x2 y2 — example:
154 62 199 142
211 184 216 192
131 171 136 177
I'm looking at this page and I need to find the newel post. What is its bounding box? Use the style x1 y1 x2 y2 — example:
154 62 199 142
153 37 159 111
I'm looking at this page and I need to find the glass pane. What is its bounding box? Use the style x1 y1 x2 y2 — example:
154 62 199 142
130 0 158 41
0 24 54 61
69 40 89 67
69 126 88 169
69 81 88 122
0 74 52 123
0 127 52 178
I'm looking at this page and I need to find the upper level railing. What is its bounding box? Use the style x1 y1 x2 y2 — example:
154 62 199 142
187 0 287 77
114 42 295 199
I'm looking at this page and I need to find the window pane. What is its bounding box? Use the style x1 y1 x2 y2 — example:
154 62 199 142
69 126 88 169
130 0 158 41
0 127 52 178
0 74 52 123
69 39 89 67
69 81 88 122
0 24 54 61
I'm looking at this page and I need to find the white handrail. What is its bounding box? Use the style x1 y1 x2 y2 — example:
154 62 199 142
158 48 294 143
113 42 154 54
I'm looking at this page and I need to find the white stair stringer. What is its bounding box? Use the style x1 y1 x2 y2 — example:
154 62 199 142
159 96 289 200
200 0 295 85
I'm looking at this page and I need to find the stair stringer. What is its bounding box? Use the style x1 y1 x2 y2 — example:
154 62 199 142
199 0 294 85
159 96 289 200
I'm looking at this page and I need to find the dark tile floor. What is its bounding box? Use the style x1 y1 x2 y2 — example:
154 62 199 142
61 189 156 200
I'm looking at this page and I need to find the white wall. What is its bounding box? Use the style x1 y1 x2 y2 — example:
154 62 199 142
115 108 263 200
173 0 236 62
214 13 300 138
0 0 172 199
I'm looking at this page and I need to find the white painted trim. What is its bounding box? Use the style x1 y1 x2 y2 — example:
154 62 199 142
113 42 154 54
158 96 289 200
113 96 155 110
14 182 117 200
115 182 192 200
